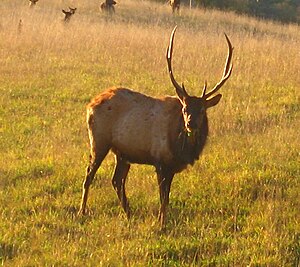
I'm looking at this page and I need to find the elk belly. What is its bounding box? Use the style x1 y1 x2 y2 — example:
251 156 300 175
111 107 173 164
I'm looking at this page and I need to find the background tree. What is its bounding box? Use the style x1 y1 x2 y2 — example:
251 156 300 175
194 0 300 23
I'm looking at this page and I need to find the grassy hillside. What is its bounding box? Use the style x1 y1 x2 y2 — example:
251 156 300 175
0 0 299 266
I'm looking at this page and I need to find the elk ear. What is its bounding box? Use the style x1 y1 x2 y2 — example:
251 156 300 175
205 94 222 108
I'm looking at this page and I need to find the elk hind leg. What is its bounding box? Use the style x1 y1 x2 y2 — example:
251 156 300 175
112 155 131 219
78 149 109 215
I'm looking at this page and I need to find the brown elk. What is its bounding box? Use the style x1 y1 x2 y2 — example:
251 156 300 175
62 7 77 22
100 0 117 14
169 0 180 14
78 26 233 228
29 0 39 7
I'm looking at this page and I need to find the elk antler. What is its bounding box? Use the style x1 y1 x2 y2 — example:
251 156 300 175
166 26 189 100
202 33 233 99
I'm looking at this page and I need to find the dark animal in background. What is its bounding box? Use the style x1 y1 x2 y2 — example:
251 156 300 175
78 26 233 228
100 0 117 14
169 0 180 14
29 0 39 7
62 7 77 22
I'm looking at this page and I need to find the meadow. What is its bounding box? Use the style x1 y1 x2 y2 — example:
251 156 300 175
0 0 299 266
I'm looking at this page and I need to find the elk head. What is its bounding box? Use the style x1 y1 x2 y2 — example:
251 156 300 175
69 7 77 14
62 7 77 22
166 26 233 136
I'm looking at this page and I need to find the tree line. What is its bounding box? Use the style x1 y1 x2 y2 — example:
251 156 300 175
157 0 300 24
196 0 300 23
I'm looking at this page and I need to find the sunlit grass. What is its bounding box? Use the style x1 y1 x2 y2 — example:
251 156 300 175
0 0 299 266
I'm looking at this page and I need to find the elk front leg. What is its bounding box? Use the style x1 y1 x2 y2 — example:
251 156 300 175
156 165 174 228
112 155 131 219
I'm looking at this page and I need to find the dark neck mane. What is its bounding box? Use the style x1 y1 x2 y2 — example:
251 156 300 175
174 116 209 166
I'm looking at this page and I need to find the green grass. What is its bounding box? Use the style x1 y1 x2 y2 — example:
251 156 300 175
0 0 299 266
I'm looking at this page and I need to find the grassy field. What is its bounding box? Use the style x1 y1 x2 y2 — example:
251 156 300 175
0 0 299 266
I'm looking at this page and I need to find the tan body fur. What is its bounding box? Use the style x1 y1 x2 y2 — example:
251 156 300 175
88 87 183 168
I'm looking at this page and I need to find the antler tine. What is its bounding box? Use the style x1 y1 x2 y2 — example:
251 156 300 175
201 80 207 98
204 33 233 99
166 26 189 99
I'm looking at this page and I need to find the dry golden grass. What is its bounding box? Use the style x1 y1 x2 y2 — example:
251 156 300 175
0 0 299 266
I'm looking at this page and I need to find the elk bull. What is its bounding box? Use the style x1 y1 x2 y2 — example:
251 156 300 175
78 27 233 228
100 0 117 14
62 7 77 22
170 0 180 14
29 0 39 7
